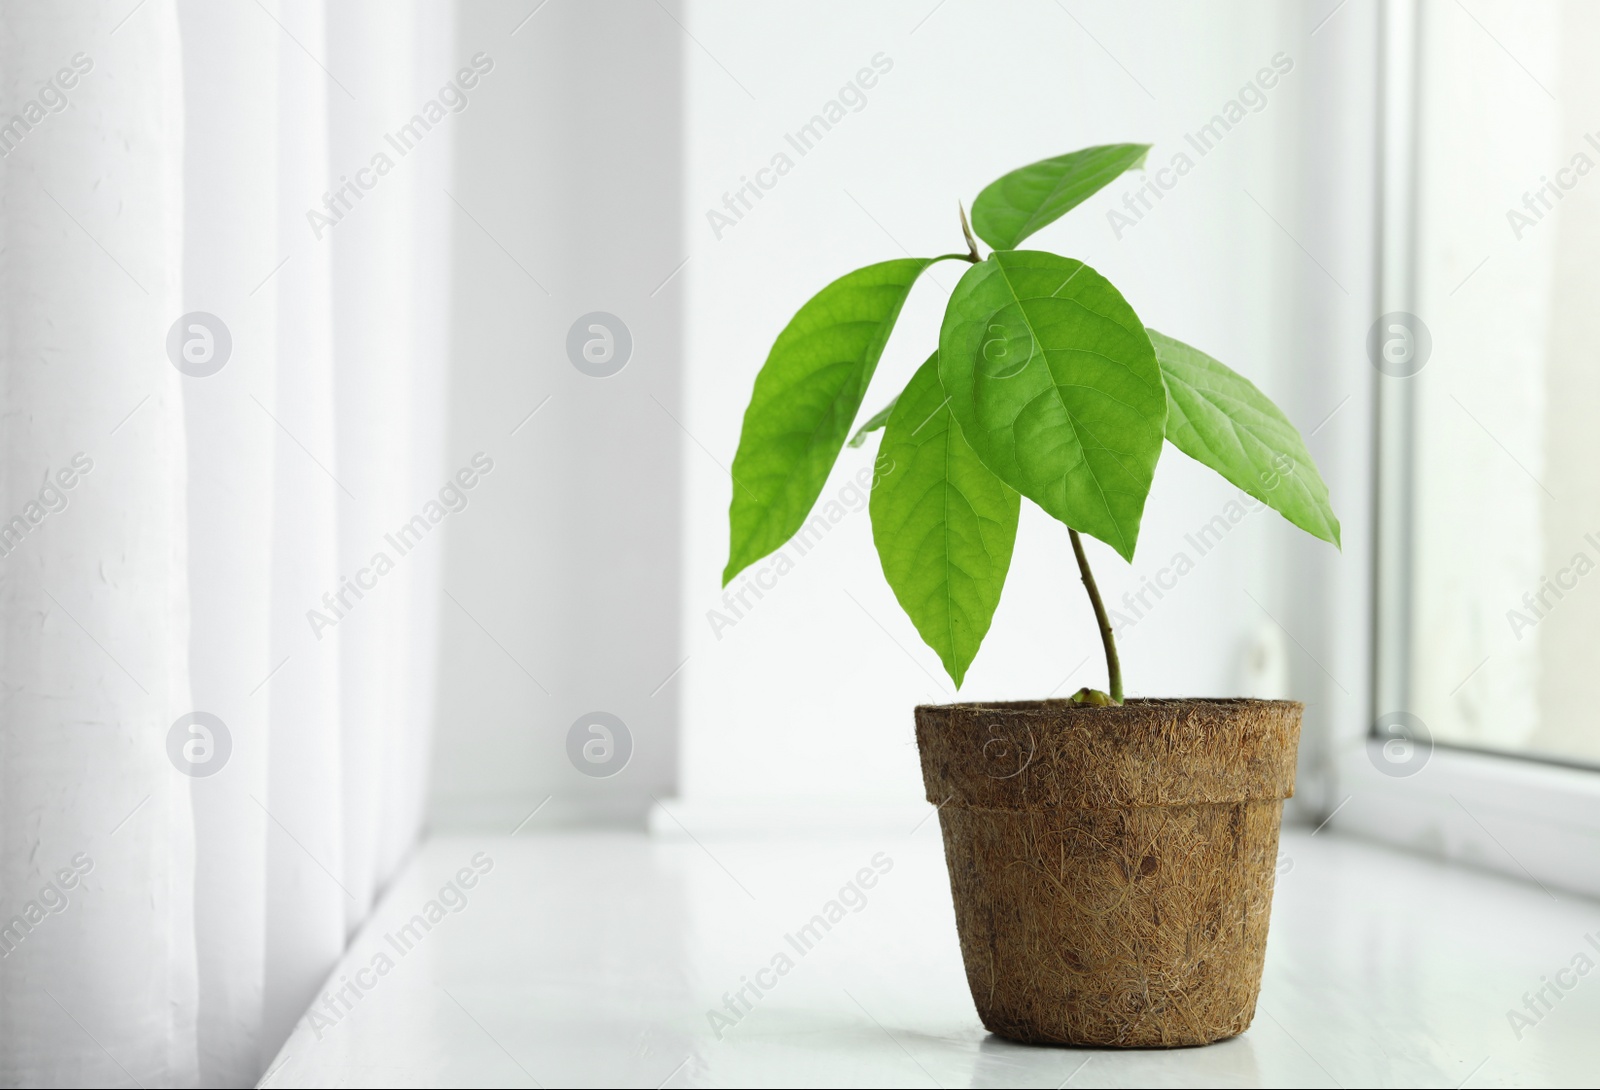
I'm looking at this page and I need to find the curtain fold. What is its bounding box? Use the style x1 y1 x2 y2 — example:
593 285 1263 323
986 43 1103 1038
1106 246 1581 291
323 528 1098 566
175 1 276 1082
1 2 196 1085
2 2 453 1085
258 0 348 1061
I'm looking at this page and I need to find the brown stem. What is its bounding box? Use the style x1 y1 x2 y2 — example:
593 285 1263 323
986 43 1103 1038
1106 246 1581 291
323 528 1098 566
1069 528 1123 704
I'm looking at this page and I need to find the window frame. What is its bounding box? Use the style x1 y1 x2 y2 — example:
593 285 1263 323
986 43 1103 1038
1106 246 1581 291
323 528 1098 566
1333 0 1600 901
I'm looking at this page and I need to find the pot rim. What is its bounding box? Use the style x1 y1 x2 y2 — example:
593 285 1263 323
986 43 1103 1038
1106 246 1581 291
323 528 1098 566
916 696 1305 716
915 697 1303 812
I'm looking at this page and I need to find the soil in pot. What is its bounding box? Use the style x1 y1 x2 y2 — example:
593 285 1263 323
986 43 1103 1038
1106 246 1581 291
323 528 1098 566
915 697 1301 1048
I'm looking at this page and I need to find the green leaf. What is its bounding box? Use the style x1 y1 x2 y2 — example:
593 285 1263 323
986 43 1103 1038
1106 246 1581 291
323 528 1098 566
847 396 898 448
725 258 942 585
1149 329 1341 547
970 144 1151 251
871 353 1019 687
939 250 1166 561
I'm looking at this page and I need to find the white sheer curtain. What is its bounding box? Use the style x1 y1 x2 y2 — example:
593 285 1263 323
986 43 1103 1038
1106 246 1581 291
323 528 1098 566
1 1 452 1085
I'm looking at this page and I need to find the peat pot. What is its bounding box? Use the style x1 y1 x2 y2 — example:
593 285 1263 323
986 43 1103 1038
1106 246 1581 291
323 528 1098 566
915 698 1301 1048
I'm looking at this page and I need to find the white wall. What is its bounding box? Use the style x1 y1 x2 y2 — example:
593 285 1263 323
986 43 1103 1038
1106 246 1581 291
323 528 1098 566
428 0 685 829
425 0 1382 831
677 1 1377 820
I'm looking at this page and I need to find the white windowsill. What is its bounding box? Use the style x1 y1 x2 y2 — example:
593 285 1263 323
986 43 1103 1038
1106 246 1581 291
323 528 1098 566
1335 741 1600 901
260 814 1597 1088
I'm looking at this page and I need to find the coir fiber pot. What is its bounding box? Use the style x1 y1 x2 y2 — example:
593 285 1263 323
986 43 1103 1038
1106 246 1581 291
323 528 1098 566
915 697 1301 1048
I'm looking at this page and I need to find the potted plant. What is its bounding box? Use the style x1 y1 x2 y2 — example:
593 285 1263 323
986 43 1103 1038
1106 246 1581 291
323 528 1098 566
723 144 1339 1048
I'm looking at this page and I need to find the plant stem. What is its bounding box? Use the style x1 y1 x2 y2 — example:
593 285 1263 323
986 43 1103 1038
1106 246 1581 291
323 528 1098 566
958 203 981 263
1069 528 1122 704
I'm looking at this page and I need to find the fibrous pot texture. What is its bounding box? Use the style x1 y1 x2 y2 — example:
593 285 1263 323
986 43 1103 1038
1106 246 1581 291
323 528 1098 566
915 698 1301 1047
